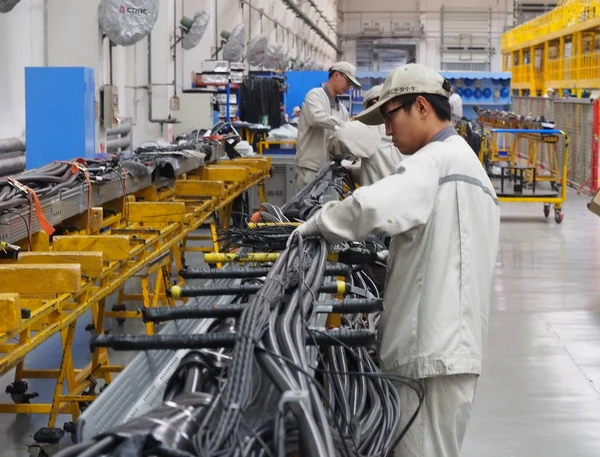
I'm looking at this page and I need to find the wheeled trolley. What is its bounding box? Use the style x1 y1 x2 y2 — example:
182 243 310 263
479 128 569 223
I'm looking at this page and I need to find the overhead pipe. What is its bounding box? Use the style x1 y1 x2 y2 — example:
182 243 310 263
106 119 132 137
304 0 336 34
0 137 26 176
240 1 333 58
147 33 179 131
106 119 132 153
0 156 26 177
0 137 25 154
279 0 340 54
106 135 132 152
0 150 25 160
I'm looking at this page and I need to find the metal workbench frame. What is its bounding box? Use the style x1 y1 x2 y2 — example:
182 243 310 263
0 155 205 244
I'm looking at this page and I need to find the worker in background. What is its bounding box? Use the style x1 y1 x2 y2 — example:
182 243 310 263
449 89 463 122
327 84 403 187
544 87 556 98
290 106 301 126
297 63 500 457
295 62 361 191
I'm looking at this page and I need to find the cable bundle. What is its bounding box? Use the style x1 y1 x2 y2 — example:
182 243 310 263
59 159 423 457
218 225 296 251
239 76 285 128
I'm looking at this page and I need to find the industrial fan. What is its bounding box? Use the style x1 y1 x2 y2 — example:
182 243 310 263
98 0 159 46
263 43 286 70
247 34 269 66
221 23 246 62
0 0 21 13
178 10 210 50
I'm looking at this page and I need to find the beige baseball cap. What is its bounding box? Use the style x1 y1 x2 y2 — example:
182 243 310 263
330 61 361 88
354 64 452 125
363 84 383 107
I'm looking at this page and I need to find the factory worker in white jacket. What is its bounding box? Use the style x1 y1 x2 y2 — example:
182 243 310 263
295 62 361 191
298 64 500 457
328 84 403 186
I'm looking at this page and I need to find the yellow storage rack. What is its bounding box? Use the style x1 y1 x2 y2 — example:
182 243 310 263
502 0 600 96
0 156 271 427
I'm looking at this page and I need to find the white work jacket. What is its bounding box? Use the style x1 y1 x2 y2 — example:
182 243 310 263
296 86 349 172
300 128 500 378
328 121 403 186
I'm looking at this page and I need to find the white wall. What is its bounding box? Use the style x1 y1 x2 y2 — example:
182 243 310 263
0 0 44 139
339 0 514 71
0 0 338 143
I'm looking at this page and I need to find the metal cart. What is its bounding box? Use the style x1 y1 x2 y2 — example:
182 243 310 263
479 128 569 223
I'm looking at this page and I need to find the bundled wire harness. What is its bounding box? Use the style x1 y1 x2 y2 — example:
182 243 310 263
57 162 423 457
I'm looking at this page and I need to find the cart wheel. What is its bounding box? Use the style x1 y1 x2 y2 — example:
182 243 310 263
554 210 564 224
544 204 551 218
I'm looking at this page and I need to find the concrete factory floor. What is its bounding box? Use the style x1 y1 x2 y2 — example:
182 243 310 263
1 190 600 456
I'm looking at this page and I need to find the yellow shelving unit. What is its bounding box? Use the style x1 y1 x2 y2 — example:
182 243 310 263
501 0 600 96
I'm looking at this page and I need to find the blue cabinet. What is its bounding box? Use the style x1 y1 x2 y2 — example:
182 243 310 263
25 67 96 170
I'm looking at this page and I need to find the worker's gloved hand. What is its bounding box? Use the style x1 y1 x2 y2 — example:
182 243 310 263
340 159 355 171
327 131 349 161
375 250 389 264
296 216 321 237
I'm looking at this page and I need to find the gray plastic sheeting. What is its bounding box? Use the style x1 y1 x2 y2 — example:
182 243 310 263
182 10 210 50
0 0 21 13
222 23 245 62
98 0 159 46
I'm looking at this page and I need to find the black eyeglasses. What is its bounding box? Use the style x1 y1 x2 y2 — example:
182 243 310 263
339 73 352 86
382 104 404 127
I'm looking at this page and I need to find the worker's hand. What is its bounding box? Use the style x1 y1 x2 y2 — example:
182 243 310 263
295 216 320 237
327 131 348 160
375 250 389 264
340 159 355 171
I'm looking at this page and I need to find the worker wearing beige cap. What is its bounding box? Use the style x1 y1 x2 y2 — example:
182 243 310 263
327 84 403 187
298 63 500 457
295 61 361 191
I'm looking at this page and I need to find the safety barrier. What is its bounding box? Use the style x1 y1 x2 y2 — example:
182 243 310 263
512 96 599 193
501 0 600 51
502 1 600 95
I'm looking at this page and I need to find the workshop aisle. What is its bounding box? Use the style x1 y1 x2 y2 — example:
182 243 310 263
462 190 600 457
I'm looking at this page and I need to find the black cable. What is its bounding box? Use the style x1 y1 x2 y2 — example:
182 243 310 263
309 328 424 450
240 76 284 128
6 209 31 250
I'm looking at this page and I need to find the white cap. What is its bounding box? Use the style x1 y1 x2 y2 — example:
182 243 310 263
363 84 383 107
330 61 361 88
292 106 301 114
547 87 555 93
354 64 452 125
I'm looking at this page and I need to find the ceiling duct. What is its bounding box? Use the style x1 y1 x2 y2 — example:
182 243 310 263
98 0 159 46
0 0 21 13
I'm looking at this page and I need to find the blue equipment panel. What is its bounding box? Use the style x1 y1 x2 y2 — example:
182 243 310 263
284 71 328 117
25 67 96 169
